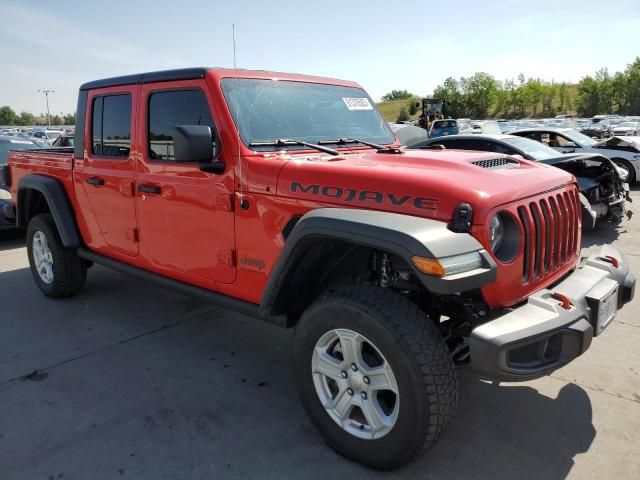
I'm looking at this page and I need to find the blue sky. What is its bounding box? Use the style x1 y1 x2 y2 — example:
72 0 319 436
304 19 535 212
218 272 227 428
1 0 639 115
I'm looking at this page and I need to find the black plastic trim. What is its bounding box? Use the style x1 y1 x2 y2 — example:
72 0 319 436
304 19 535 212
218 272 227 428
16 175 80 247
79 68 209 91
0 164 10 186
77 248 262 320
261 208 496 317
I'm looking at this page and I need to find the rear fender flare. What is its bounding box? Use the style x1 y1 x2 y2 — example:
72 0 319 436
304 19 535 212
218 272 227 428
17 174 80 247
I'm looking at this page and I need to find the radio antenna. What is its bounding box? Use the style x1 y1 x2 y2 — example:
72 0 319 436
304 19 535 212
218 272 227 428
233 24 244 198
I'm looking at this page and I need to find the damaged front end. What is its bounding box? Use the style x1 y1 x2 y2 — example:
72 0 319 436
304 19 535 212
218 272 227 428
543 154 631 228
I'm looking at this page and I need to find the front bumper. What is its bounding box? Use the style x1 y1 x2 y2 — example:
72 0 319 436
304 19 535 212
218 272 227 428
470 245 635 381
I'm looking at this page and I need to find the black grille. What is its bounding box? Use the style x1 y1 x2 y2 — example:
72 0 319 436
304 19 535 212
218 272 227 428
472 158 520 169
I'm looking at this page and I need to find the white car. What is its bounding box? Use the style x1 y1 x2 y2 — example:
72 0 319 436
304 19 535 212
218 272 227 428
511 127 640 184
612 121 639 136
31 129 61 145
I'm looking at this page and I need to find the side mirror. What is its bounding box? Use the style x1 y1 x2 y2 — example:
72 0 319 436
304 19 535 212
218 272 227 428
564 142 578 148
173 125 214 162
173 125 225 173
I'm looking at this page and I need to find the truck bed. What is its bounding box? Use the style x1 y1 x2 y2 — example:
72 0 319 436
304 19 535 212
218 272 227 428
8 147 75 202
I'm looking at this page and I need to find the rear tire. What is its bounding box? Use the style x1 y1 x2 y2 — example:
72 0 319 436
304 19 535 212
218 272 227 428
26 213 86 297
292 285 457 469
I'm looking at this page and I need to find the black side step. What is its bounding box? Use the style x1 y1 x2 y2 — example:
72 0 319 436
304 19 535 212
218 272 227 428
77 248 269 323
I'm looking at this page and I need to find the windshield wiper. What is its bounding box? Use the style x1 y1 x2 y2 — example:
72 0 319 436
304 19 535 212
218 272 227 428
319 138 403 154
248 139 340 156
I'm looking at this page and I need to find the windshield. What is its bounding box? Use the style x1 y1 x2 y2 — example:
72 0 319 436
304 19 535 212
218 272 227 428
502 137 559 160
617 122 635 128
560 129 597 147
433 120 457 129
0 138 42 165
221 78 395 150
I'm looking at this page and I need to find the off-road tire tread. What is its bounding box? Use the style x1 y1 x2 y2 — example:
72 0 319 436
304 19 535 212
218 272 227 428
300 284 457 469
27 213 86 297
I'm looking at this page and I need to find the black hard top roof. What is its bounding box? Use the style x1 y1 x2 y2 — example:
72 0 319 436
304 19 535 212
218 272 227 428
79 67 211 91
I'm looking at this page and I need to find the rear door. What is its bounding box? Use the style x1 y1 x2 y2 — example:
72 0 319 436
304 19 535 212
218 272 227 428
134 81 236 284
74 87 139 257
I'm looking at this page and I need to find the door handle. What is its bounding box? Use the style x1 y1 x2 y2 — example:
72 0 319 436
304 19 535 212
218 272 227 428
86 176 105 186
138 184 161 194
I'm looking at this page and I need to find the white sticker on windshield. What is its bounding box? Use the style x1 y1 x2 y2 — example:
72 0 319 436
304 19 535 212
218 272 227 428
343 97 373 110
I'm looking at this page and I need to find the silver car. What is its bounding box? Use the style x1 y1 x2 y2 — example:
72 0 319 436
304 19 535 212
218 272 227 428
511 128 640 184
612 121 640 136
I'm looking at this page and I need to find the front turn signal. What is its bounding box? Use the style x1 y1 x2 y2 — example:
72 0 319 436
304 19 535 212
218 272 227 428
411 256 446 276
412 252 484 277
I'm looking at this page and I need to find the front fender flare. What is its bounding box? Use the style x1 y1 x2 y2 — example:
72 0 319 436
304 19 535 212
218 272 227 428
260 208 496 318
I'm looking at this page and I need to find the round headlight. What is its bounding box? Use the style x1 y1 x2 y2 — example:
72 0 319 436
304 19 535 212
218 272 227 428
488 212 520 263
489 214 504 252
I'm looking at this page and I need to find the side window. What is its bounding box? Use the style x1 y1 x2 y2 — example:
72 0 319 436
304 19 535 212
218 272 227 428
519 132 539 142
461 139 490 151
433 139 456 148
148 89 216 161
91 94 131 158
491 142 517 155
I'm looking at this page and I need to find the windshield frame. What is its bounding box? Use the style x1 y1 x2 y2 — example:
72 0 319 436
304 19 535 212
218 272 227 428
220 78 396 152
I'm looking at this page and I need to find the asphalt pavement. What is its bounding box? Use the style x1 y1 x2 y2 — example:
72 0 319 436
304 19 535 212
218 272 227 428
0 190 639 480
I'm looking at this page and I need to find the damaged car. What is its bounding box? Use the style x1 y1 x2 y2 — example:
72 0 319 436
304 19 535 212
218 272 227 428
409 134 631 228
511 128 640 184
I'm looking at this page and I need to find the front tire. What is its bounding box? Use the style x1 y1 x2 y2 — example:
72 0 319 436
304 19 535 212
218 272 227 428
612 159 636 184
26 213 87 297
292 285 457 469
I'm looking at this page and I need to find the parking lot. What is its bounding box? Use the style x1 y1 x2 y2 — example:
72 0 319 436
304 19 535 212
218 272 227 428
0 190 638 480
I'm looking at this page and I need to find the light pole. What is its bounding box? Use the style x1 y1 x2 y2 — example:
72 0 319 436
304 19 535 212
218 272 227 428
38 89 54 126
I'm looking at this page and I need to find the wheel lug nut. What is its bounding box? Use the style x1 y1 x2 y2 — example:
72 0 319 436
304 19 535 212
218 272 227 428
351 363 358 372
341 370 347 378
361 392 367 400
363 376 370 385
347 388 354 396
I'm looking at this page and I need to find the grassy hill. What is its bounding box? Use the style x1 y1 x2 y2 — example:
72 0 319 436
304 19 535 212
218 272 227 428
377 84 580 121
376 98 421 123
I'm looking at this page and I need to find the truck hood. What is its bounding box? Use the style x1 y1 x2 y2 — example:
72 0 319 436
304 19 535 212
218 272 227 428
275 148 574 224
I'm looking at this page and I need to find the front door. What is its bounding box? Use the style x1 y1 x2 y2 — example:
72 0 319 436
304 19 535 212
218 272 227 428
75 87 139 257
135 82 236 284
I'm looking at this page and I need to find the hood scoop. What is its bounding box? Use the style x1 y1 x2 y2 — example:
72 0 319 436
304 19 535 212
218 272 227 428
471 157 520 170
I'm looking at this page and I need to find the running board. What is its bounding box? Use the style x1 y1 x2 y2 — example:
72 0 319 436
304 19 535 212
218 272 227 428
77 248 269 323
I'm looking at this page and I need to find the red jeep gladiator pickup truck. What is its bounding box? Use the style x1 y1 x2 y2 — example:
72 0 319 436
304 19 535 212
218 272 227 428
5 68 635 469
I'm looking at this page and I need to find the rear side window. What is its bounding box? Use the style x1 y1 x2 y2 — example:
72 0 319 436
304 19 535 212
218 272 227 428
148 89 215 161
91 94 132 158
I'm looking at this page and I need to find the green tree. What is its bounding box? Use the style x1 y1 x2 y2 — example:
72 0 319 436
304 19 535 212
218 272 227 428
63 113 75 125
397 107 409 122
558 83 571 113
51 115 63 126
433 77 465 118
541 83 558 116
408 98 418 116
18 111 35 126
576 76 602 117
617 57 640 115
0 106 17 126
461 72 498 118
596 68 614 114
381 89 414 101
